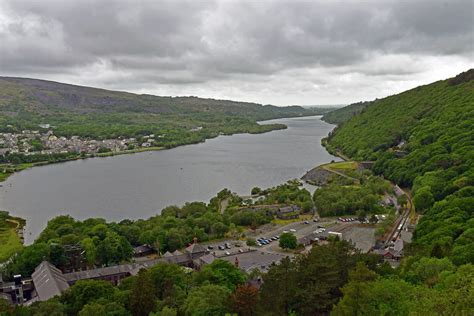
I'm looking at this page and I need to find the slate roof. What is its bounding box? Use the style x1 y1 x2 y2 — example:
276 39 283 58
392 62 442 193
185 243 207 254
64 263 139 283
220 251 285 272
133 244 154 255
31 261 70 301
198 254 216 265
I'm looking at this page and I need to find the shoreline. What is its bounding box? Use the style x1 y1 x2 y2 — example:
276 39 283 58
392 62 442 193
0 115 330 183
0 118 296 183
1 115 337 244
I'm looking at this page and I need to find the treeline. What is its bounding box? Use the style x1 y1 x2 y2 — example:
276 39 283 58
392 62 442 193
2 240 472 315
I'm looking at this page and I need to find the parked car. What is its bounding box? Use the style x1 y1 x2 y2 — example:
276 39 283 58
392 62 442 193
313 218 319 222
207 245 214 250
290 229 297 232
218 245 225 250
304 221 309 224
225 251 230 255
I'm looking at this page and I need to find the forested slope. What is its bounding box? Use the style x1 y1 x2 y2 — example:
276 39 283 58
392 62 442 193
322 101 369 125
0 77 316 141
326 69 474 264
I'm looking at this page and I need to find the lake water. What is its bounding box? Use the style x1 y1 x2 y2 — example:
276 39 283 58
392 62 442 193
0 116 338 243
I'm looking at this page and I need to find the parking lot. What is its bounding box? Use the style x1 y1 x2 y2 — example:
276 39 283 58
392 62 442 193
202 216 376 257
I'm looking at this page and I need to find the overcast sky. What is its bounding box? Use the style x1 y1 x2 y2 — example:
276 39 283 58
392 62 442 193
0 0 473 106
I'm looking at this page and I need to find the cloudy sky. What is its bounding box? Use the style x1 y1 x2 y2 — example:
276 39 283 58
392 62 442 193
0 0 473 106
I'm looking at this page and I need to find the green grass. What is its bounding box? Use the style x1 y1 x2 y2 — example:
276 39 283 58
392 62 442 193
0 221 23 262
272 214 312 225
326 161 358 170
0 163 33 182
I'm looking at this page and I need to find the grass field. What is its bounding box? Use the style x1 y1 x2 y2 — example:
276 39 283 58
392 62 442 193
0 220 23 262
325 161 358 170
272 214 313 225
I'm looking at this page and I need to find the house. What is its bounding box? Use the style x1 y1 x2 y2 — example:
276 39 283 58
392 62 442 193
276 205 300 220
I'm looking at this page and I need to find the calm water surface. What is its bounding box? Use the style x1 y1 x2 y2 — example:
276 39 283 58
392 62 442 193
0 116 338 243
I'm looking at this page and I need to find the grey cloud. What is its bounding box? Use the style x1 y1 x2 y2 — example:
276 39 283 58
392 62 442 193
0 0 472 104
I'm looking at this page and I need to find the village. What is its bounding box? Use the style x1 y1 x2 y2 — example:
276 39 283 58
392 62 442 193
0 125 158 157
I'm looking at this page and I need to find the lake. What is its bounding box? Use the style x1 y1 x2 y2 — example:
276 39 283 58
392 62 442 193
0 116 339 243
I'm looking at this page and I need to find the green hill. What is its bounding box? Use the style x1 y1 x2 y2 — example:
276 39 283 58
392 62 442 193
325 69 474 264
322 101 370 125
0 77 315 140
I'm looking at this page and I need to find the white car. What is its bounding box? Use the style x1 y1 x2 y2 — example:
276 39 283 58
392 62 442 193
290 229 297 232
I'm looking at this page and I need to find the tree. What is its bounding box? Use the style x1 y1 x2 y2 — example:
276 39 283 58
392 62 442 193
259 257 297 315
230 284 259 316
413 186 434 212
401 257 455 287
356 209 367 222
150 306 178 316
211 222 229 238
79 302 130 316
279 233 297 250
130 270 157 316
27 300 65 316
333 278 418 315
330 262 378 315
96 232 133 265
251 187 261 195
81 237 97 267
292 241 357 315
195 260 246 291
148 263 188 306
60 280 116 315
184 284 230 316
246 238 256 246
5 243 50 279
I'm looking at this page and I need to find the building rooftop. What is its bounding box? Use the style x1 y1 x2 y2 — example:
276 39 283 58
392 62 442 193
220 251 285 273
31 261 70 301
64 263 139 283
185 243 207 254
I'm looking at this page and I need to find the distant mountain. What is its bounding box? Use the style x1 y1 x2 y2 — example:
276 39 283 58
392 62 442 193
325 69 474 264
0 77 310 120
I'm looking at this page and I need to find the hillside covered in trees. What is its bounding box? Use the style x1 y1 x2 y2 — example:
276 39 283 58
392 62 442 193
0 77 318 140
321 101 370 125
325 70 474 265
